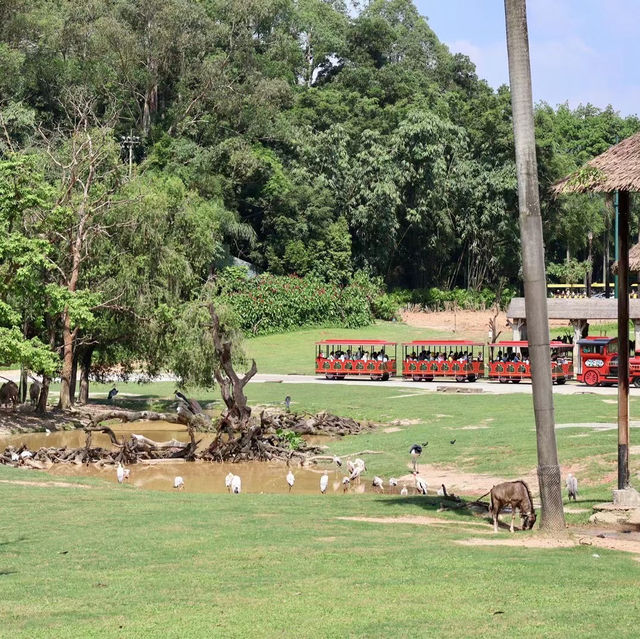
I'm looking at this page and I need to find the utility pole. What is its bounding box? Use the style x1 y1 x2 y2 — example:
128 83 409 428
120 131 140 178
504 0 565 530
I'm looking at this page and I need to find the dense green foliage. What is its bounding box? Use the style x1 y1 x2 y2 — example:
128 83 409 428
1 0 639 393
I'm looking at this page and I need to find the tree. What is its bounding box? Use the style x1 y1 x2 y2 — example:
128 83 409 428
504 0 565 530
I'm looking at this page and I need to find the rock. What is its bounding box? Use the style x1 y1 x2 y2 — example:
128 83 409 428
613 487 640 508
589 511 628 525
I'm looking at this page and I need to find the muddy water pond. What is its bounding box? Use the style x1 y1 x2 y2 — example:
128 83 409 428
0 422 378 495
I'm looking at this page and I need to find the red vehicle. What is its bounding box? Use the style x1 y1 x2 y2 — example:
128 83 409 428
488 341 573 384
315 340 397 380
402 340 485 382
577 336 640 387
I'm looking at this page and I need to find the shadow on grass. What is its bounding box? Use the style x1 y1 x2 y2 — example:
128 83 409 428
377 495 489 520
0 536 28 547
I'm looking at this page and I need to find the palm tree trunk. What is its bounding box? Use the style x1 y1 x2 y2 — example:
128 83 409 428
504 0 565 530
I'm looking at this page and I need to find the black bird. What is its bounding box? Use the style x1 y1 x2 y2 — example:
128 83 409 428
107 387 118 403
285 395 291 412
174 390 203 415
450 439 456 445
409 444 422 471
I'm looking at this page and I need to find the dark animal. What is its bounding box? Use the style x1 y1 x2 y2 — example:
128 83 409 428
107 386 119 403
450 439 456 445
285 395 291 412
29 379 42 407
0 381 19 409
489 480 536 533
409 444 423 471
174 390 202 415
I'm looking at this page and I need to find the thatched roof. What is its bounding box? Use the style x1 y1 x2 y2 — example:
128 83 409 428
552 132 640 195
612 241 640 274
507 297 640 321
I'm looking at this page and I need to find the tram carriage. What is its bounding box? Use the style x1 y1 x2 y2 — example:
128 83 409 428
488 340 573 384
577 336 640 387
401 340 484 382
315 339 397 381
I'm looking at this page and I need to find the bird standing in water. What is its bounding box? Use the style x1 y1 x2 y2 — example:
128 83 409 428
174 476 185 491
286 470 295 492
372 476 384 493
225 472 234 492
342 477 350 493
320 471 329 494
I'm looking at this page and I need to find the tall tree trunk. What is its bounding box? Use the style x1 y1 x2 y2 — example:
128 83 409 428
36 375 50 415
19 366 28 404
78 346 94 405
58 310 75 409
504 0 565 530
69 348 79 404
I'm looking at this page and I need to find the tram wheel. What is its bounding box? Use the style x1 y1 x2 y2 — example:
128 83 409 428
455 375 466 383
370 374 382 381
555 378 566 385
325 374 335 380
498 377 508 384
583 370 600 387
423 376 434 382
511 379 521 384
634 377 640 388
467 374 477 382
381 373 390 381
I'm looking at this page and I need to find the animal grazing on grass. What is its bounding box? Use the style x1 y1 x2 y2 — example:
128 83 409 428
566 473 578 501
286 470 295 492
489 480 536 533
320 471 329 494
174 476 185 491
231 475 242 494
0 380 19 409
29 377 42 407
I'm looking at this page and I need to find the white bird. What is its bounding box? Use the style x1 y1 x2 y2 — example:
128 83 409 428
116 463 125 483
372 476 384 492
231 475 242 494
348 465 362 483
342 476 350 492
10 452 19 462
409 444 423 472
354 458 366 472
400 485 409 496
566 473 578 501
413 472 428 495
174 476 185 490
437 485 446 496
225 472 234 492
45 429 51 436
320 471 329 494
286 470 295 492
346 460 355 474
333 455 342 467
20 450 33 460
123 468 130 481
389 477 398 487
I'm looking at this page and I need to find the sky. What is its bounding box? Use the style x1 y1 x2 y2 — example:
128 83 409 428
415 0 640 117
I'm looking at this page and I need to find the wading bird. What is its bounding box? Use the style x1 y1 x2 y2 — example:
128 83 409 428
10 451 19 462
285 396 291 412
117 463 125 484
332 455 342 468
354 458 366 472
372 476 384 493
346 460 355 474
566 473 578 501
175 390 203 417
348 464 362 484
231 475 242 494
174 476 185 491
342 477 350 493
225 472 234 492
400 485 408 496
107 387 118 403
320 471 329 494
413 472 428 495
286 470 295 492
389 477 398 488
409 444 423 471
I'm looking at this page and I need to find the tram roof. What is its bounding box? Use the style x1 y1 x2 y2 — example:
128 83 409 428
403 340 484 346
315 339 396 345
490 340 572 349
577 337 616 346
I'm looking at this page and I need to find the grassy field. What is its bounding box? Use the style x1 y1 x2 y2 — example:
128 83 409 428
3 381 639 637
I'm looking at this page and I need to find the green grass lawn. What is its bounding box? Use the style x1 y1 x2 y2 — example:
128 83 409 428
2 382 640 636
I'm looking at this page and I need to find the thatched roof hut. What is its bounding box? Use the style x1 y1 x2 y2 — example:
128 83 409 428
612 241 640 274
552 131 640 195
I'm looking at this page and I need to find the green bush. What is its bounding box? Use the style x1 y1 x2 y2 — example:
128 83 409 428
391 286 516 312
217 268 374 335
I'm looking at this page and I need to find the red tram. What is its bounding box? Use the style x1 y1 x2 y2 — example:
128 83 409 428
487 340 573 384
401 340 484 382
315 339 397 380
577 336 640 387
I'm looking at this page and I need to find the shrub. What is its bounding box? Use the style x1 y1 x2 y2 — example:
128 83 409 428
392 286 516 312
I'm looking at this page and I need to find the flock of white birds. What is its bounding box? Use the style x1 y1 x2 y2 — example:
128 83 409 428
112 448 433 496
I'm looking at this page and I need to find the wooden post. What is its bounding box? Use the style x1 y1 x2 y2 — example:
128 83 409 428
618 190 630 489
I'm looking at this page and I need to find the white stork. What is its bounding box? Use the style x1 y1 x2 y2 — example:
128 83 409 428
389 477 398 487
286 470 295 492
320 471 329 494
409 444 423 472
20 450 33 460
225 472 234 492
400 485 409 496
342 477 350 493
346 460 355 474
116 463 125 484
354 458 366 472
372 476 384 493
332 455 342 468
413 472 428 495
174 476 185 490
231 475 242 494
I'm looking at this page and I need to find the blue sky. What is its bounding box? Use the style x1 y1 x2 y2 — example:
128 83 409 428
415 0 639 117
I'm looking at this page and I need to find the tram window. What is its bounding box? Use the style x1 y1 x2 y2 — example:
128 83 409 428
581 344 602 354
